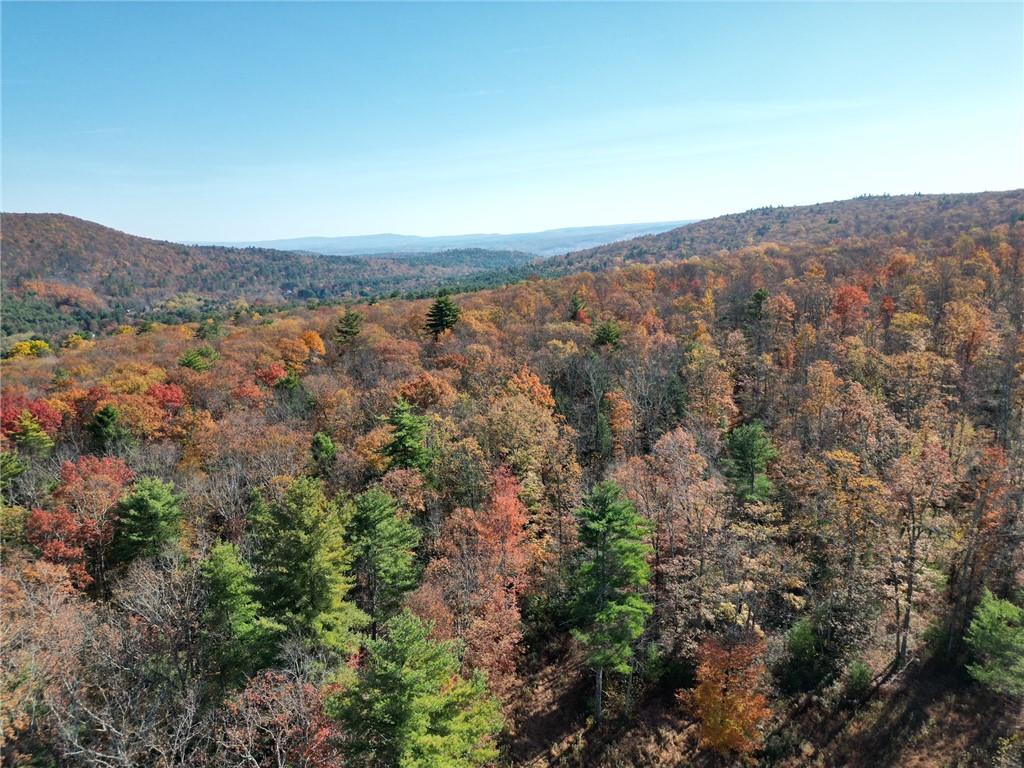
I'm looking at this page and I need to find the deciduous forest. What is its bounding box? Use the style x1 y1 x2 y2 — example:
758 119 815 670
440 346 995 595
3 191 1023 767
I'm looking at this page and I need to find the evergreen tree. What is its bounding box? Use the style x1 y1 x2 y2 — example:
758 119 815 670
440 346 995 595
569 290 588 322
201 542 284 685
744 287 770 353
425 295 461 340
196 317 223 340
0 451 26 494
572 480 653 719
113 478 183 561
382 398 434 474
178 345 220 371
87 404 132 453
723 422 777 502
592 319 622 349
347 488 421 635
311 432 337 476
12 412 53 457
251 476 366 652
334 308 364 346
965 588 1024 696
329 611 503 768
745 287 769 325
274 370 315 416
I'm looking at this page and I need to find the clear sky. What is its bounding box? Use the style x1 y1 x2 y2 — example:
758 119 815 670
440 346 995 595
2 2 1022 242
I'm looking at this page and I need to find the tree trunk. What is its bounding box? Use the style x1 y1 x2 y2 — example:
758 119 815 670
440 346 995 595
899 539 916 661
594 666 604 720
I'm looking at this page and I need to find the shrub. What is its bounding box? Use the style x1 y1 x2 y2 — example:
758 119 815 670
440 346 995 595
843 659 873 702
965 589 1024 697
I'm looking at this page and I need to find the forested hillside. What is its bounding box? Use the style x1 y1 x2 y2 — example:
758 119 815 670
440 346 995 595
0 213 536 344
547 190 1024 275
2 192 1023 767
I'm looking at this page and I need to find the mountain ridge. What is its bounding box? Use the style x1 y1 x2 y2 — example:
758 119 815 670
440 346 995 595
203 220 693 257
540 189 1024 275
0 212 538 341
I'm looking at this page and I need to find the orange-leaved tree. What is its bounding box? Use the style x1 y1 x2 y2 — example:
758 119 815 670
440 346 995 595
682 634 772 761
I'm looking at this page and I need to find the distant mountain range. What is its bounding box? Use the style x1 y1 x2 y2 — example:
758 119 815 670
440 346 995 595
204 221 693 257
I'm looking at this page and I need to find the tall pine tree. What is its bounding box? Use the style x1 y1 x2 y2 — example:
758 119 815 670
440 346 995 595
202 542 284 686
0 451 26 495
382 398 434 474
425 295 461 341
12 412 54 457
334 309 364 346
329 611 503 768
965 588 1024 696
723 422 777 502
346 488 421 636
87 404 132 453
572 480 652 719
251 476 366 652
113 477 183 562
310 432 337 477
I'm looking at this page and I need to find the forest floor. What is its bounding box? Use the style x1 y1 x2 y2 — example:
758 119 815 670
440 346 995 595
506 647 1023 767
814 658 1023 768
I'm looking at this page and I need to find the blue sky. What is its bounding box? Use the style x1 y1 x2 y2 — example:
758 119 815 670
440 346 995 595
2 2 1022 241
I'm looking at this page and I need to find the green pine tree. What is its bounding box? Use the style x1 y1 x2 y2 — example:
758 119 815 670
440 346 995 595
113 478 184 562
1 451 27 495
723 421 778 502
334 309 364 346
201 541 285 685
572 480 653 719
425 295 461 341
251 476 366 652
745 287 770 325
592 319 622 349
196 317 224 340
382 398 434 474
178 345 220 371
346 488 421 635
745 287 770 353
12 411 53 457
275 370 316 416
311 432 337 476
87 404 132 453
328 611 503 768
965 588 1024 697
569 290 588 322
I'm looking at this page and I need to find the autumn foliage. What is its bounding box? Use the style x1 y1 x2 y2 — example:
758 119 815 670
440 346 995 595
2 191 1023 767
25 456 134 587
682 635 772 759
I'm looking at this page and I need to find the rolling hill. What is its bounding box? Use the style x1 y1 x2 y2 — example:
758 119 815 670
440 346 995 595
0 213 538 341
542 190 1024 275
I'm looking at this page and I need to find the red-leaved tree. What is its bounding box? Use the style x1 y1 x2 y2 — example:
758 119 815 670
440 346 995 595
26 456 134 589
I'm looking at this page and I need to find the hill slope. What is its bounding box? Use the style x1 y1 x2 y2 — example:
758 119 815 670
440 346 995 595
1 213 537 304
0 213 537 342
544 190 1024 275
